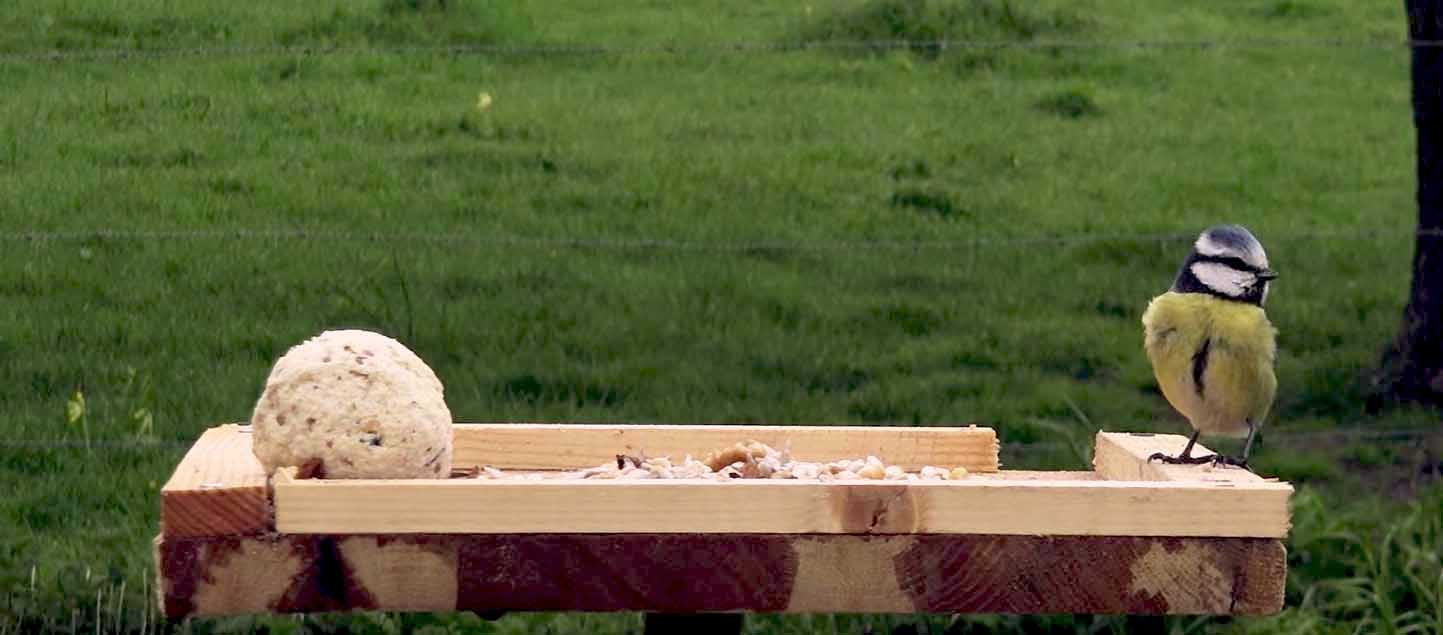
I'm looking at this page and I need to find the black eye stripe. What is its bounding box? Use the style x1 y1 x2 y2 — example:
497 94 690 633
1199 255 1261 273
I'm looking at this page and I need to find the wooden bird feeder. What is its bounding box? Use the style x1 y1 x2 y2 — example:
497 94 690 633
153 424 1292 619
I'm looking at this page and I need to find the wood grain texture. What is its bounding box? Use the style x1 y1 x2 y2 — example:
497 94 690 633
274 476 1292 537
160 424 270 537
154 533 1286 618
455 534 798 612
1093 432 1273 484
341 536 458 611
893 535 1286 615
452 423 1000 472
152 533 303 617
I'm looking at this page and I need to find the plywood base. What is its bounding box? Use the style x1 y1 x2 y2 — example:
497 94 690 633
155 532 1285 619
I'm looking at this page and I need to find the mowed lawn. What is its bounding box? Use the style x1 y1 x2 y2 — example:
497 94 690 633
2 0 1440 633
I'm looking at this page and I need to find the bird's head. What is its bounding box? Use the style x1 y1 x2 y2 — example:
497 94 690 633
1172 224 1277 306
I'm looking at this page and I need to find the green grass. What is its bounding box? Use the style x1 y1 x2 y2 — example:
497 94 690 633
1 0 1440 633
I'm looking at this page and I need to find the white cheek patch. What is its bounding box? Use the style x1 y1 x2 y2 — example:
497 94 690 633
1191 262 1251 298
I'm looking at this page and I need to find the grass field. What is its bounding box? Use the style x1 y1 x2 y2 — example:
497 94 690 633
2 0 1441 633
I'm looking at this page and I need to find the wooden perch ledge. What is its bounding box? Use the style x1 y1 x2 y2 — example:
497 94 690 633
155 424 1292 619
159 425 269 538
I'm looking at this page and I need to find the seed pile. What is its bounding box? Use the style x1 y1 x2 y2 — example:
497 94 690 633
464 440 970 482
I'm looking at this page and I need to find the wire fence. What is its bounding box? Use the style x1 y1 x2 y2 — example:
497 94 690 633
0 226 1437 253
0 32 1424 254
5 227 1428 456
0 30 1434 455
0 227 1431 456
0 36 1433 65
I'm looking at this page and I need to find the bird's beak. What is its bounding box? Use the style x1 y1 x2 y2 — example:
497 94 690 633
1257 269 1278 281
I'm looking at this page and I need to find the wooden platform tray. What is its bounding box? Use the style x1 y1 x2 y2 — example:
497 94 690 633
153 424 1292 619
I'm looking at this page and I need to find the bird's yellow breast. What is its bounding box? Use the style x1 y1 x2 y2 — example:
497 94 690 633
1141 292 1277 437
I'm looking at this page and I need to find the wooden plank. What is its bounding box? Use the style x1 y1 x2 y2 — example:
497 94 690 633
451 423 1000 473
160 424 270 537
1093 432 1271 484
155 532 1286 618
152 533 304 617
273 477 1293 538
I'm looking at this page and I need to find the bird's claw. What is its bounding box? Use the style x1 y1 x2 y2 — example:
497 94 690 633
1209 454 1249 470
1147 451 1216 465
1146 451 1250 470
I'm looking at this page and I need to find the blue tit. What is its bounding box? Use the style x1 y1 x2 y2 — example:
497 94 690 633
1141 224 1278 468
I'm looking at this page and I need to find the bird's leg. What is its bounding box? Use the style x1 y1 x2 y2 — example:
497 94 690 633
1148 429 1214 464
1242 422 1258 462
1209 422 1256 470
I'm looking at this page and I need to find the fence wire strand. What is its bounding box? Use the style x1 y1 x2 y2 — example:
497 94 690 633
0 227 1436 252
0 37 1436 65
0 28 1434 458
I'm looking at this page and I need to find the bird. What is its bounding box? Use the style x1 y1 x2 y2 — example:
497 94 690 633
1141 224 1278 468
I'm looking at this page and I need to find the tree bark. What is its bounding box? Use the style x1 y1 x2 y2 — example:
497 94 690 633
1374 0 1443 409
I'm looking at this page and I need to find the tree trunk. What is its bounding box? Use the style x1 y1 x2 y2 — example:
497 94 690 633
1373 0 1443 410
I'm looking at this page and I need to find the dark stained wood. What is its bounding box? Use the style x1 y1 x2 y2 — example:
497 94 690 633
894 535 1285 615
155 533 1286 619
455 534 799 612
154 534 307 618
